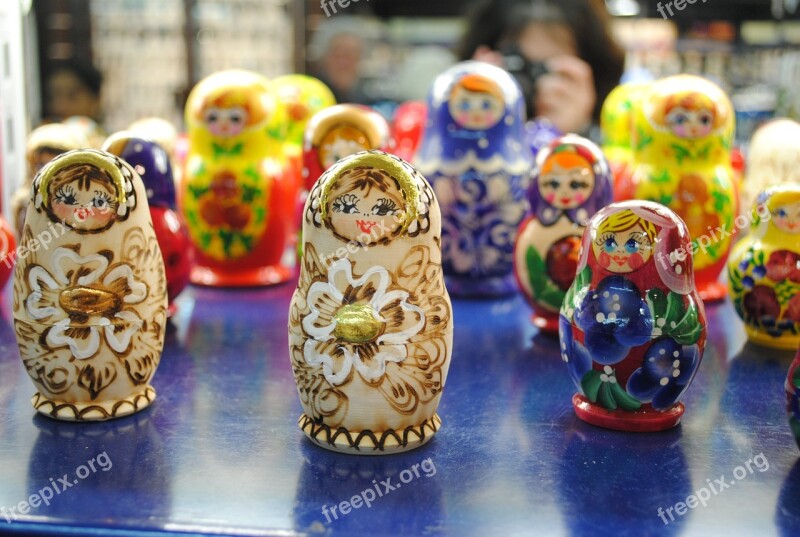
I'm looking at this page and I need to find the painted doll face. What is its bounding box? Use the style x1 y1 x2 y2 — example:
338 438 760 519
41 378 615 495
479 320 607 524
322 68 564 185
327 169 404 243
50 167 118 232
319 125 371 169
772 201 800 234
448 86 504 131
538 154 595 210
592 223 653 274
665 105 714 139
203 106 247 137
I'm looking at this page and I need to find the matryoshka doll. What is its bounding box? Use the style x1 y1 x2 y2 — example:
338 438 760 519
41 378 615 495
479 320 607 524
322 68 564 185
741 118 800 212
514 135 613 332
787 348 800 451
11 123 89 238
103 133 192 315
600 82 648 201
728 184 800 349
392 100 427 162
559 201 706 431
629 75 737 301
289 150 453 454
182 70 297 286
302 104 392 192
13 149 168 421
416 61 531 297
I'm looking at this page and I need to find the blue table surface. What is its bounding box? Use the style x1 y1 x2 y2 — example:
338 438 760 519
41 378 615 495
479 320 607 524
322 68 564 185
0 280 798 537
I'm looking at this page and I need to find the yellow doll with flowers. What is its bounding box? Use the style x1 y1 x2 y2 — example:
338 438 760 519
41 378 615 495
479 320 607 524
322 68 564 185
182 69 298 286
629 75 737 302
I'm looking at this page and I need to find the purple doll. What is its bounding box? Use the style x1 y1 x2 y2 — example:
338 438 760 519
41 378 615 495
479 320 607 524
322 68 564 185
416 61 532 297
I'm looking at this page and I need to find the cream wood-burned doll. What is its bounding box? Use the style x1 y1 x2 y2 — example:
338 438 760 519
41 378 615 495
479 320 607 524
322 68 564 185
13 149 168 421
289 150 453 454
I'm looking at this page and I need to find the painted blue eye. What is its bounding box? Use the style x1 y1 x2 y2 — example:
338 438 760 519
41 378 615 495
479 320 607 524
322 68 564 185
779 209 788 218
604 238 617 253
673 114 687 125
625 239 640 254
482 100 492 110
459 101 471 111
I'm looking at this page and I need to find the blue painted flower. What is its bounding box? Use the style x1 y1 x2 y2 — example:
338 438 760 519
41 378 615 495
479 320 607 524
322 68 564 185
574 276 652 365
738 259 750 272
742 276 755 289
626 338 700 411
559 315 592 388
752 265 767 279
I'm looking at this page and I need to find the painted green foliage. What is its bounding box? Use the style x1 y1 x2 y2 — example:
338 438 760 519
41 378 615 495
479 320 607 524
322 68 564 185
525 246 566 310
646 288 703 345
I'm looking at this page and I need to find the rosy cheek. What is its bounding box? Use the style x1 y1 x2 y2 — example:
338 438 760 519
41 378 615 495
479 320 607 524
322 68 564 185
627 253 644 269
598 251 611 268
458 113 471 125
573 193 585 204
545 193 556 203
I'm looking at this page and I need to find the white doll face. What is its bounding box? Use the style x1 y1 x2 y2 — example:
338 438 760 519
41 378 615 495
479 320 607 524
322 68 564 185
538 154 595 210
327 169 404 243
772 201 800 234
448 86 504 131
319 125 371 170
666 105 714 139
203 106 247 137
50 165 118 232
592 223 653 274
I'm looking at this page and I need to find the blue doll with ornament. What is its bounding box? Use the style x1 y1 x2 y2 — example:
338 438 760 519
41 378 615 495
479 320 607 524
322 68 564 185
416 61 532 296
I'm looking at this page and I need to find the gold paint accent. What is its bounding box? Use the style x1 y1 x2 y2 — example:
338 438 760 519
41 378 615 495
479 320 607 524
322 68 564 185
59 287 121 317
319 151 419 234
38 149 128 208
332 303 382 343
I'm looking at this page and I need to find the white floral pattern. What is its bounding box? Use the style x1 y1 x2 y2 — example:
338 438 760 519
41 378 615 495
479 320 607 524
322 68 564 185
302 258 424 386
24 247 147 360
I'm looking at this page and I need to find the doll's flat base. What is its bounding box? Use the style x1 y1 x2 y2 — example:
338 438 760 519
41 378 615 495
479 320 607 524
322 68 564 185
31 386 156 422
190 264 292 287
697 280 728 302
298 413 441 455
745 327 800 351
572 394 684 432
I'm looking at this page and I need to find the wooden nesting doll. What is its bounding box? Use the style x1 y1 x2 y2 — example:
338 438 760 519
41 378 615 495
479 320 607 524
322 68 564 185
289 150 453 454
559 201 706 431
12 123 89 238
728 185 800 349
514 135 613 332
600 82 648 201
629 75 737 302
13 148 168 421
103 133 192 315
392 100 427 162
416 61 531 297
182 69 297 287
741 118 800 212
787 348 800 451
302 104 392 192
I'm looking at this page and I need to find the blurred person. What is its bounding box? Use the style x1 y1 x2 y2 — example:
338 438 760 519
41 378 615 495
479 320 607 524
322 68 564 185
308 17 379 104
44 59 104 124
458 0 625 135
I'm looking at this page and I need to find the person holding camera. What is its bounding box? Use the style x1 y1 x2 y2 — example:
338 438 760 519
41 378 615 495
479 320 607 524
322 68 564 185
457 0 625 136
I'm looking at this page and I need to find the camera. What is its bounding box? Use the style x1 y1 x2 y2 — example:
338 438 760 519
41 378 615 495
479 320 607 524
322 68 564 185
501 45 549 118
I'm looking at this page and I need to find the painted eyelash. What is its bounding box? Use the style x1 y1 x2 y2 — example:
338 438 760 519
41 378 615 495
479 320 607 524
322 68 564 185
595 232 615 246
374 198 397 210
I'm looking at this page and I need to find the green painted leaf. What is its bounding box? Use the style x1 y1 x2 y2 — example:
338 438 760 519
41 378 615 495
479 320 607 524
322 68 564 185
582 370 602 402
562 266 592 315
610 382 642 411
526 246 547 296
597 381 617 410
188 185 209 199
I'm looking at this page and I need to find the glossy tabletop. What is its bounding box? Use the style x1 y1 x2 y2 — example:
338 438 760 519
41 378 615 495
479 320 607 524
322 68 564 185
0 280 798 537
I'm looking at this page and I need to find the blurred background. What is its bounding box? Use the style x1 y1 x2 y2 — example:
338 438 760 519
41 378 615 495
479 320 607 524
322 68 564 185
1 0 799 211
